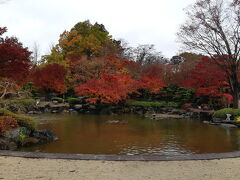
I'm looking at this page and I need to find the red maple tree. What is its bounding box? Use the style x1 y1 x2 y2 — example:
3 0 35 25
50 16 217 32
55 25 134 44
31 63 67 94
0 27 32 85
187 56 232 102
75 73 138 104
138 64 166 94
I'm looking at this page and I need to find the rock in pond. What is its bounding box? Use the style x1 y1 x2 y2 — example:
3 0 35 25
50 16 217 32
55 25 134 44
219 123 238 128
22 137 39 146
3 127 31 144
32 129 58 143
0 138 17 150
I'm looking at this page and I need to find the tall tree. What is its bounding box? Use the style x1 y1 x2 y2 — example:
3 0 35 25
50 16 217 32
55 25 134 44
177 0 240 108
0 27 32 85
187 57 230 101
44 20 120 63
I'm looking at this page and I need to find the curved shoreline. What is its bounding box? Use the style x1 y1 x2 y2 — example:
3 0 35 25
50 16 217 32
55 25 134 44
1 156 240 180
1 150 240 161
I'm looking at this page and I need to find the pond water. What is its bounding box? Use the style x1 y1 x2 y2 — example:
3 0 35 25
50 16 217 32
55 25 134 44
20 114 240 155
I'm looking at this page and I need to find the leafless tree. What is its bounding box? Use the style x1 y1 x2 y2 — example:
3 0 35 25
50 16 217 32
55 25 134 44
177 0 240 108
31 42 40 65
121 43 167 65
0 78 20 99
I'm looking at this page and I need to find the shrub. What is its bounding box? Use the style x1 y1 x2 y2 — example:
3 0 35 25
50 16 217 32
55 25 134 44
235 116 240 122
67 97 78 104
167 102 179 108
0 116 19 135
213 108 240 118
51 97 64 103
126 100 180 108
160 85 194 104
0 108 36 131
1 99 36 112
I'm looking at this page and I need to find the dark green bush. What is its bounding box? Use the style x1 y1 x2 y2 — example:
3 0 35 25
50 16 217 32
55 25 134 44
160 85 194 104
213 108 240 118
67 97 78 104
126 100 180 108
0 108 36 131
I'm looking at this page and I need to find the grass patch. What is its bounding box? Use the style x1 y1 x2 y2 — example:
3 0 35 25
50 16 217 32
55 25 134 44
2 99 35 106
0 108 36 131
213 108 240 118
126 100 179 108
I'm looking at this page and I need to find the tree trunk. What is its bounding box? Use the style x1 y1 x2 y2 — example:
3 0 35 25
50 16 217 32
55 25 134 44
232 90 239 108
229 69 239 109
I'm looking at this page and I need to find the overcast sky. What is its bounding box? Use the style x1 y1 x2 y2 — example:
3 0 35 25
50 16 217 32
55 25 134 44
0 0 195 58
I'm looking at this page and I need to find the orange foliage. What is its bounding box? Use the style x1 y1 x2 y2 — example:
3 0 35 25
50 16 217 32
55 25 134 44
70 56 132 86
31 63 67 94
0 116 18 135
75 74 138 104
138 64 166 93
138 76 166 94
186 57 231 99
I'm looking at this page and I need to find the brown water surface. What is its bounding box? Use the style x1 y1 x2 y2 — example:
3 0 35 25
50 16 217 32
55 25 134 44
20 114 240 155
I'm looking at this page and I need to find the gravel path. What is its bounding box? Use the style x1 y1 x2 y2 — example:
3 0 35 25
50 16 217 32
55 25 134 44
0 156 240 180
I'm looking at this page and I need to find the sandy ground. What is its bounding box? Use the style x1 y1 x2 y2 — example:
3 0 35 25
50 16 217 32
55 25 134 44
0 156 240 180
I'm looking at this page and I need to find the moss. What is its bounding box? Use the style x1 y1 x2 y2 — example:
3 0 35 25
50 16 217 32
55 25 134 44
1 99 36 113
126 100 180 108
3 99 35 106
0 108 36 131
213 108 240 118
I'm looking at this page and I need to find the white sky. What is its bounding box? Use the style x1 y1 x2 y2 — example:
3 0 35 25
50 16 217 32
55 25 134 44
0 0 195 58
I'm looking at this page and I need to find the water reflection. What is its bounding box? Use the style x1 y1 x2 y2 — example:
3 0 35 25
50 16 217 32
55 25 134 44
19 114 240 155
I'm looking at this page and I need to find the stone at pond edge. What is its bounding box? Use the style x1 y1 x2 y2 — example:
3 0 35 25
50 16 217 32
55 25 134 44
3 127 31 144
219 123 238 128
32 129 58 143
73 104 83 110
22 137 39 146
0 138 17 150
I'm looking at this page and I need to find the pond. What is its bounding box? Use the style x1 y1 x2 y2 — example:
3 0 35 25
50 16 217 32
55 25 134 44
20 114 240 155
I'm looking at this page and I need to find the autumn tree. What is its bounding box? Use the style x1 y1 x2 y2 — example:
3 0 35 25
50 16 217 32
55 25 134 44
70 56 132 87
31 63 67 95
138 64 166 94
75 74 138 104
43 20 121 65
0 27 32 85
178 0 240 108
187 57 232 105
169 52 203 86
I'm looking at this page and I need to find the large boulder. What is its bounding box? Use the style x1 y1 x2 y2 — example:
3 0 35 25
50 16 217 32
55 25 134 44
22 137 39 147
0 138 17 150
219 123 238 128
32 129 58 143
3 127 31 144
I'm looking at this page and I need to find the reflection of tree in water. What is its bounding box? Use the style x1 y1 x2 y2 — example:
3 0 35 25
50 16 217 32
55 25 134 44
23 114 240 155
